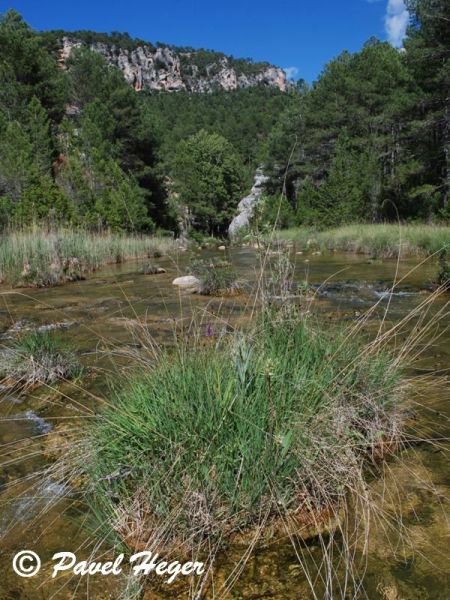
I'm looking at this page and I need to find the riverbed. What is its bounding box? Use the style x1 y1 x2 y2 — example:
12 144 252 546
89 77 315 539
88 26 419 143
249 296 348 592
0 248 448 599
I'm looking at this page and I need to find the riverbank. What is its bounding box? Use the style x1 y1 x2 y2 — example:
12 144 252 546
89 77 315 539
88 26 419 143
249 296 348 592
271 224 449 257
0 229 178 287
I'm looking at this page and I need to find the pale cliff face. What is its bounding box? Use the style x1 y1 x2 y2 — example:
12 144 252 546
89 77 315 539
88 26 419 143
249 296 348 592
60 37 288 93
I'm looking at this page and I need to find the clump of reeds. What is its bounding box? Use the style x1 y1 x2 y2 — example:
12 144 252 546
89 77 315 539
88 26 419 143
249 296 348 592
0 227 177 287
140 263 166 275
0 330 82 387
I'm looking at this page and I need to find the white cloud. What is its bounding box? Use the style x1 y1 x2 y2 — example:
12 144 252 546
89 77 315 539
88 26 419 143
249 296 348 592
284 66 299 80
385 0 409 47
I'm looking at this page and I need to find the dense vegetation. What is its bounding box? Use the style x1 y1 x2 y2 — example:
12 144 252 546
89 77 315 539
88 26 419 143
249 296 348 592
0 229 176 286
0 2 448 239
0 10 290 235
271 224 450 258
265 0 449 227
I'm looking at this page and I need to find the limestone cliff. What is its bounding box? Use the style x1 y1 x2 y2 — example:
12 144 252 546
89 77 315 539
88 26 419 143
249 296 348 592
228 169 269 237
59 36 288 93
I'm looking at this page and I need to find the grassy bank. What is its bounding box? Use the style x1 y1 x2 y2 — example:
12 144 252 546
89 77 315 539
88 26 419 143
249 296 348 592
78 307 404 560
272 224 449 257
0 229 178 287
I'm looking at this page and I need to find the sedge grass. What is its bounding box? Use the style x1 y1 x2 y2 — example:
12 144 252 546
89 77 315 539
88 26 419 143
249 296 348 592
0 227 178 287
273 223 450 257
0 329 82 387
78 306 404 560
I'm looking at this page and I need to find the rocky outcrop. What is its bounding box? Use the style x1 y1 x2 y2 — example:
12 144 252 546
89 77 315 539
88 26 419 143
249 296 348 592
228 169 269 238
59 37 288 93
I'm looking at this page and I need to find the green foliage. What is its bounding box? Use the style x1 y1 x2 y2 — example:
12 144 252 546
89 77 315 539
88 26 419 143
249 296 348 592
143 86 293 170
45 29 152 51
13 175 75 227
404 0 450 207
297 135 380 227
173 130 244 235
252 194 296 231
0 10 66 121
80 311 403 551
265 33 449 224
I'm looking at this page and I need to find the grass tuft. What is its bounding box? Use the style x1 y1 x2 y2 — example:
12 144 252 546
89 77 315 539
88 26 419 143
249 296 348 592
190 259 241 295
79 307 404 555
0 330 82 387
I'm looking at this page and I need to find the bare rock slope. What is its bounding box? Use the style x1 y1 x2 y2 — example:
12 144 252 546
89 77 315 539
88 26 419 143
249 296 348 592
59 36 288 93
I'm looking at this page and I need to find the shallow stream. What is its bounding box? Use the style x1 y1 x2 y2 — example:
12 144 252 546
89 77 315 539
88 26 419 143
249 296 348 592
0 249 448 599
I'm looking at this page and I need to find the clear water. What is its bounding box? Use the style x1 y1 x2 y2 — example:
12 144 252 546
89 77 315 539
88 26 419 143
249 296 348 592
0 249 448 599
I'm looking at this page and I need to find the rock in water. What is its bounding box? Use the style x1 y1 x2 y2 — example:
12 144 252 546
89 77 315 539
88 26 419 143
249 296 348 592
228 168 269 238
172 276 201 292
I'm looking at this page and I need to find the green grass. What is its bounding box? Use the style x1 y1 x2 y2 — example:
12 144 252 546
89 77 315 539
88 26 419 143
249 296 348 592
79 307 403 555
0 330 81 386
273 224 450 257
189 258 241 295
0 228 177 287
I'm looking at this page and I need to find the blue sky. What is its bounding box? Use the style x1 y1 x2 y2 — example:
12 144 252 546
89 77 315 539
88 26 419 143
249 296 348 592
1 0 409 82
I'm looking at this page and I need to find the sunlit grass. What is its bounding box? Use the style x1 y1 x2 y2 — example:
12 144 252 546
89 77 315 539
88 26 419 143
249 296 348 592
0 227 178 287
80 307 404 557
273 224 450 257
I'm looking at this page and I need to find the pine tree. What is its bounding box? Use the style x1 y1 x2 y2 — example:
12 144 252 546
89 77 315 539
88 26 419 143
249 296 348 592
173 130 244 235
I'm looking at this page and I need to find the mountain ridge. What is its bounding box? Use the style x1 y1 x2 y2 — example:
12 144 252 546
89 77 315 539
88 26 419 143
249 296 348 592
50 30 289 93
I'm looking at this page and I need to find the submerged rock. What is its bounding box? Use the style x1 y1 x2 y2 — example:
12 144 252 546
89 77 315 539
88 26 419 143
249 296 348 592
36 321 76 333
4 410 52 434
141 265 166 275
